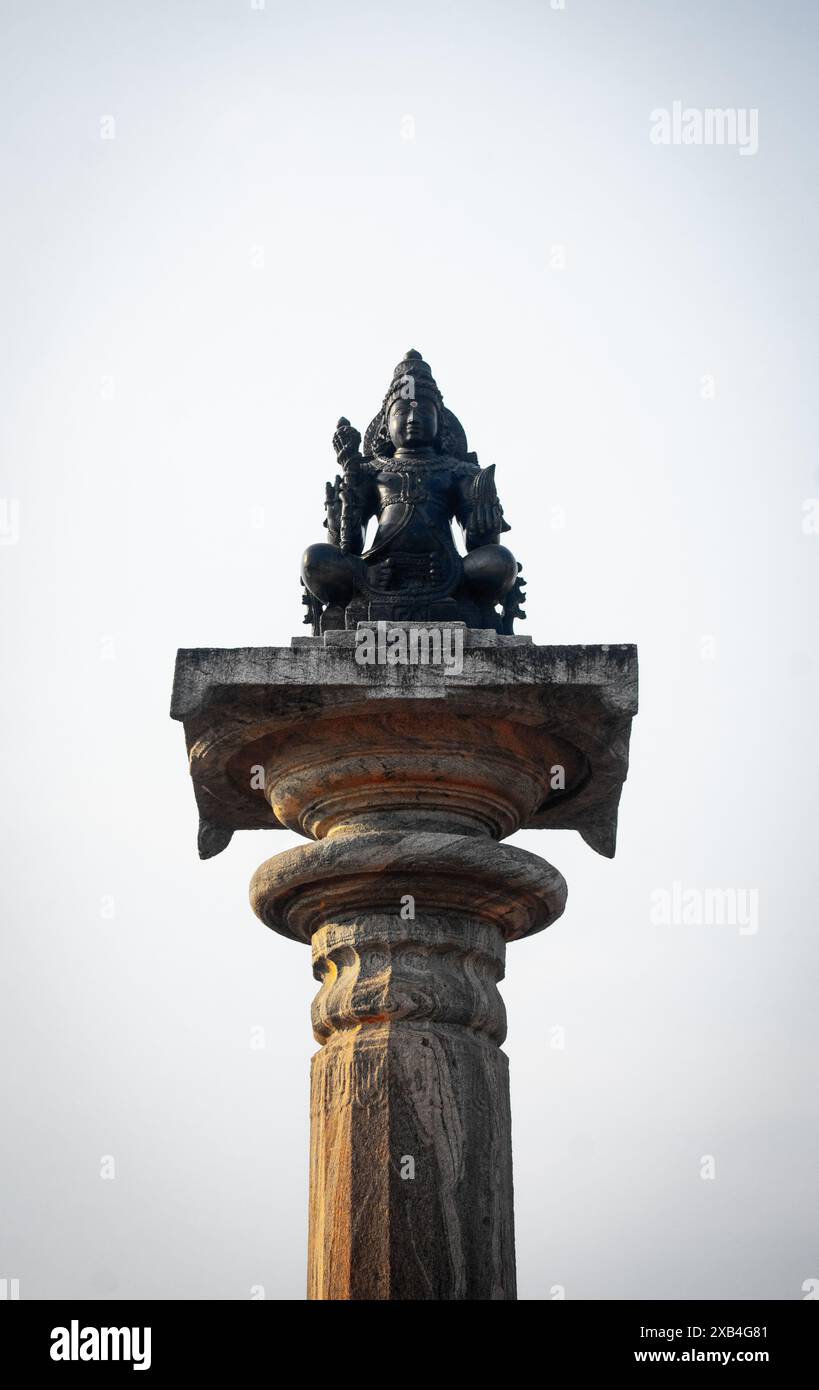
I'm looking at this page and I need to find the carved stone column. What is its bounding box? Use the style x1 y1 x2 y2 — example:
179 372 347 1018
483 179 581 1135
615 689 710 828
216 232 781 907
306 915 514 1300
251 821 566 1299
170 626 637 1300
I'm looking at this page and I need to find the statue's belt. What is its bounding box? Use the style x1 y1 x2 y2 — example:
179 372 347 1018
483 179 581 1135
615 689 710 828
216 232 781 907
359 503 462 599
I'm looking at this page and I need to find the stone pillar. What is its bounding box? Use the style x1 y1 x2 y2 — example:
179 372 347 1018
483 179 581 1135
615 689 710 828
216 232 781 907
307 915 513 1300
251 815 566 1300
170 627 638 1300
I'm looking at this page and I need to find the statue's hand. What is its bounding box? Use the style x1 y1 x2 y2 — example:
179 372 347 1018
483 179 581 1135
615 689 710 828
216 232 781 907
332 417 362 468
467 463 510 545
324 476 343 542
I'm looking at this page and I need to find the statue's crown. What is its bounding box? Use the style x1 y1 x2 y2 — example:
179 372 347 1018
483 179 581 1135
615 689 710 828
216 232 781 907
383 349 444 413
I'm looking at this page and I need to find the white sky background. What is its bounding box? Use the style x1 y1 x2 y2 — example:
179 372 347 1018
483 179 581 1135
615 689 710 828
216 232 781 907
1 0 817 1299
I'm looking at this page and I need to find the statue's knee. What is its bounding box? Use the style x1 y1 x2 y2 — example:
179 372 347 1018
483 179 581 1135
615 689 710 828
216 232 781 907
301 543 357 605
301 543 334 587
463 545 518 600
491 545 519 596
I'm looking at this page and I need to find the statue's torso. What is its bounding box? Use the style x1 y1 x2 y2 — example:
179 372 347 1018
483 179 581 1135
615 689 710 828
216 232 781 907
365 457 463 559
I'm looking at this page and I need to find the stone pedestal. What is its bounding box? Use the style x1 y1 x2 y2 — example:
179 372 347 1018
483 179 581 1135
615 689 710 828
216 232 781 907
171 625 637 1300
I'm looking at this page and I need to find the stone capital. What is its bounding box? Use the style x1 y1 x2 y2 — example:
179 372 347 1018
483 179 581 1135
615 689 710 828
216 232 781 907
170 628 638 865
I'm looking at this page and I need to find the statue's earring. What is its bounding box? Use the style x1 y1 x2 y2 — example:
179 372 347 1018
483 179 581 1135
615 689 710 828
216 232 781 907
375 422 393 457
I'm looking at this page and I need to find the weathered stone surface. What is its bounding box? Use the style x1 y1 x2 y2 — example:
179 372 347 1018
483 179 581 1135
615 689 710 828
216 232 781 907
307 916 515 1300
170 625 638 1300
170 633 637 860
250 828 566 945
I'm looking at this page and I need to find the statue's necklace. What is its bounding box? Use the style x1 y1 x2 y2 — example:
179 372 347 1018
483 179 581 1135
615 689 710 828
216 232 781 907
378 453 451 474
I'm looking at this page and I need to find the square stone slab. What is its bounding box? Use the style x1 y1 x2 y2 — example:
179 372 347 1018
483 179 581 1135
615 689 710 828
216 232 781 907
170 628 638 860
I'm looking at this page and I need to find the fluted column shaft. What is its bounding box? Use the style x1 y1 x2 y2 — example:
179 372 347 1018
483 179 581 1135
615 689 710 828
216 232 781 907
308 913 514 1300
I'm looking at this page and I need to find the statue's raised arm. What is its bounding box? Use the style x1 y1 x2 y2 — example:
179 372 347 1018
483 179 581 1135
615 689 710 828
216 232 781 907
322 418 374 555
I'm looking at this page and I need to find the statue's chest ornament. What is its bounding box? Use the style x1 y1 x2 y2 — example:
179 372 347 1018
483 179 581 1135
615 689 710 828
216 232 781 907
379 463 452 507
393 471 430 505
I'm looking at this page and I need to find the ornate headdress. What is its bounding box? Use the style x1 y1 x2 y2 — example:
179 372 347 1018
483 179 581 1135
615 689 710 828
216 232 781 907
363 349 471 460
381 348 444 414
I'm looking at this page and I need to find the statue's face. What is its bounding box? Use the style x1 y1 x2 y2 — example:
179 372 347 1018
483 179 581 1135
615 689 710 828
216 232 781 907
387 396 438 450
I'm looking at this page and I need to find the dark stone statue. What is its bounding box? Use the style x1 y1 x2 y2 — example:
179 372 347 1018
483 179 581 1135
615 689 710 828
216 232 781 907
301 350 526 634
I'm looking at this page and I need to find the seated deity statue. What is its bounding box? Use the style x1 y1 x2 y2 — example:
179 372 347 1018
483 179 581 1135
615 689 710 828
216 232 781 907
300 349 526 634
